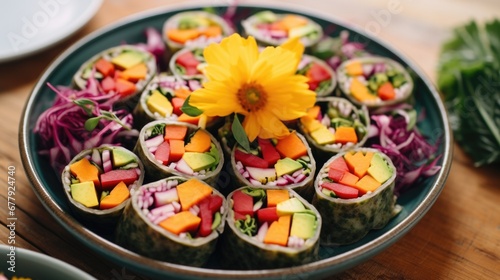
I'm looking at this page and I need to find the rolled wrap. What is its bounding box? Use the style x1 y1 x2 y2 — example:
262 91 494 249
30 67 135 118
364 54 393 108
229 131 316 201
312 148 401 245
221 186 321 269
132 73 219 130
336 56 414 109
134 120 224 186
61 145 145 225
242 10 323 48
162 11 233 52
115 177 227 266
73 45 157 110
297 97 370 163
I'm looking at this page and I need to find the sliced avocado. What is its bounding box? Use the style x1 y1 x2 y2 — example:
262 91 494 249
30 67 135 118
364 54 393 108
367 153 393 183
275 158 303 177
147 90 173 117
276 197 306 216
111 51 143 69
289 24 317 39
112 148 136 168
178 16 210 29
70 181 99 208
182 152 216 171
290 212 316 239
254 11 278 23
310 126 335 145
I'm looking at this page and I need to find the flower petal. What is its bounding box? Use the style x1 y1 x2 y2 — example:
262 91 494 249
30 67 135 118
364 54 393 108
189 82 246 116
279 36 304 64
256 110 290 139
242 113 260 142
193 34 314 140
253 46 299 81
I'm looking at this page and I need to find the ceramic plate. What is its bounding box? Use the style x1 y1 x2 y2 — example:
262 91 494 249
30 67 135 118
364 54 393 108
0 0 102 63
0 245 95 279
19 2 452 279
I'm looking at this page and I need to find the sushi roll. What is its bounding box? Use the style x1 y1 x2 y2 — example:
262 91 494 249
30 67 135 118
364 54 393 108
242 10 323 47
297 54 337 96
162 11 233 52
336 56 413 109
73 45 157 109
133 120 224 186
298 97 370 162
61 145 145 224
169 47 206 83
221 186 321 269
116 177 226 266
312 148 401 245
230 131 316 200
132 73 219 129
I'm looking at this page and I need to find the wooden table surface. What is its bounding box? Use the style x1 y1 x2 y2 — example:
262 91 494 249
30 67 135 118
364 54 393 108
1 0 500 279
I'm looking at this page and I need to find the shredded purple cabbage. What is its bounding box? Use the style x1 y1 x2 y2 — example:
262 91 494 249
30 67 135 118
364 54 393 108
221 0 238 32
135 27 165 65
327 31 370 70
34 79 139 173
368 108 442 195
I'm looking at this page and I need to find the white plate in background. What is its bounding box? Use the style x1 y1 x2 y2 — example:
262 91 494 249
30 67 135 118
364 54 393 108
0 245 95 279
0 0 102 63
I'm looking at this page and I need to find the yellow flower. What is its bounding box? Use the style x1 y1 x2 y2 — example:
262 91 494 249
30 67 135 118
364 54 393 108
189 33 316 141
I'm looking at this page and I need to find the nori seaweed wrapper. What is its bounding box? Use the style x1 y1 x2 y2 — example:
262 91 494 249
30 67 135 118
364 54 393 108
115 176 227 266
61 145 145 225
72 45 157 110
134 120 224 186
312 148 401 245
336 56 414 110
220 186 321 269
297 97 370 163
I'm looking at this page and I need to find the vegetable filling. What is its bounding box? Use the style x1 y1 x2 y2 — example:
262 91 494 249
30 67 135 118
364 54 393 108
231 188 318 248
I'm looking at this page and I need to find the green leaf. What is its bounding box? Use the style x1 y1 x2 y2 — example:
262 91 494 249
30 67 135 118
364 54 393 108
84 117 101 131
149 123 166 138
241 187 266 198
235 215 257 236
181 96 203 117
73 98 95 116
436 19 500 166
232 114 251 152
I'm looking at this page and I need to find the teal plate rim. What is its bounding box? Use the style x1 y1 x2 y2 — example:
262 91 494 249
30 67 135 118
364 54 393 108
19 1 453 279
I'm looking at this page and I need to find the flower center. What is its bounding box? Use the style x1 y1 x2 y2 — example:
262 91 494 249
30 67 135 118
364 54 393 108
237 82 267 112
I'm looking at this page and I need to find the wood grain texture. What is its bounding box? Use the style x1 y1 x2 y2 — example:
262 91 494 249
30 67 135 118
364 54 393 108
1 0 499 279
